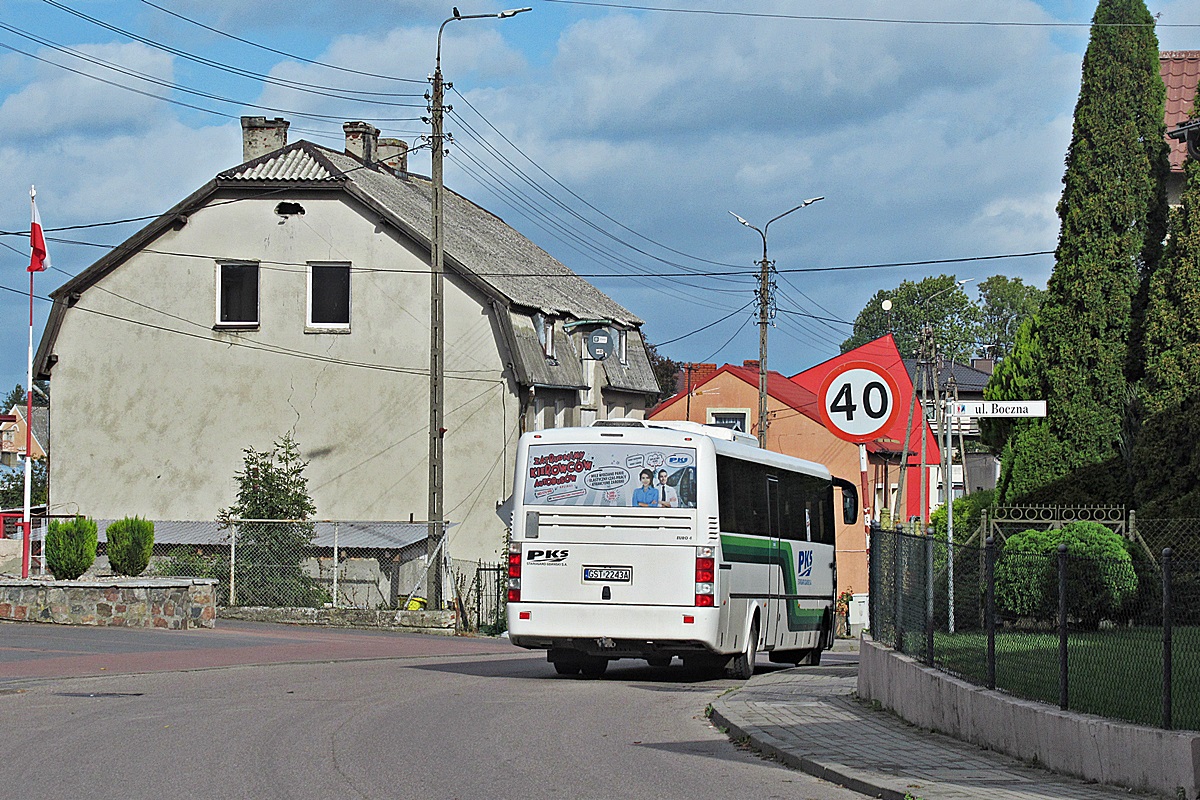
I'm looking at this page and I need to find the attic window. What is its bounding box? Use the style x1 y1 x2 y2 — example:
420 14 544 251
275 202 305 217
534 313 555 359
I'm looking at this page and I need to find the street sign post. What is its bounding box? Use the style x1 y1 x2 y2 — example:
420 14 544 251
943 397 1047 633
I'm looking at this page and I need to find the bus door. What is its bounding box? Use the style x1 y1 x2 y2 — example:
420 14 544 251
765 475 782 645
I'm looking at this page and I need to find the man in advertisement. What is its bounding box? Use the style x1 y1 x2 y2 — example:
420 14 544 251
656 469 679 508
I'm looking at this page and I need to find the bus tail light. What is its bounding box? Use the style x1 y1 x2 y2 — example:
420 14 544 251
508 546 522 602
695 546 715 606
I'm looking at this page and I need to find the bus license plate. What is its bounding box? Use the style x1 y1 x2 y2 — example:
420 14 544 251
583 566 632 583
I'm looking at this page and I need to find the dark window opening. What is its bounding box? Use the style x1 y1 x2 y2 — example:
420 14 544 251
310 264 350 327
219 263 259 325
275 202 305 216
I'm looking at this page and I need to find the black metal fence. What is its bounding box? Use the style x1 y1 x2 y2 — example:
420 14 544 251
869 523 1199 731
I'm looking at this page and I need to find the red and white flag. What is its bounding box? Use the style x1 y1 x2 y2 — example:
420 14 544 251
29 187 48 272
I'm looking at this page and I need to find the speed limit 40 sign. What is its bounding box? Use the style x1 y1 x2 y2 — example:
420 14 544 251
816 361 901 443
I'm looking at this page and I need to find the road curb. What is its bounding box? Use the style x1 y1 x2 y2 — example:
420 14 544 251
708 700 902 800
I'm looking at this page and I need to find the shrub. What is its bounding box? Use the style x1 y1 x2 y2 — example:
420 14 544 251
930 489 996 542
46 516 98 580
994 521 1138 628
994 528 1057 621
106 516 154 577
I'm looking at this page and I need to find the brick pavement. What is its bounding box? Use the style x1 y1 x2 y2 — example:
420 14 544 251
709 644 1148 800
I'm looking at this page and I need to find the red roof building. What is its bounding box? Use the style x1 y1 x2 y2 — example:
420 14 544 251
791 335 941 525
1162 51 1200 205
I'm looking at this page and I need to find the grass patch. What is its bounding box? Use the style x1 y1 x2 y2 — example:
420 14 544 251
915 627 1200 730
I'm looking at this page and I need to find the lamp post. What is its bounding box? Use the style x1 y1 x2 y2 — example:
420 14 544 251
427 6 530 610
730 197 823 448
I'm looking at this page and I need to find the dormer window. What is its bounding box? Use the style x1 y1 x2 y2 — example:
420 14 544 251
534 313 555 358
619 329 628 365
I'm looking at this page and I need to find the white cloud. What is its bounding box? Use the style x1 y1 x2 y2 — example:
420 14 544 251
0 42 176 141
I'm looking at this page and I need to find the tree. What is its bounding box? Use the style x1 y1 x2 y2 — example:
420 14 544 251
975 276 1044 362
1002 0 1168 494
1141 91 1200 416
219 433 323 607
980 317 1043 451
841 274 981 363
0 460 47 508
644 340 682 407
2 381 49 412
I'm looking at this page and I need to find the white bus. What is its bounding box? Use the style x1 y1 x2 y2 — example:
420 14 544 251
505 420 859 678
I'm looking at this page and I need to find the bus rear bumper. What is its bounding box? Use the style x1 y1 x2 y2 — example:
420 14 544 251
507 603 723 658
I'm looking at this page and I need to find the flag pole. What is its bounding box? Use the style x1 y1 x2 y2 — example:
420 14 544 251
22 187 36 578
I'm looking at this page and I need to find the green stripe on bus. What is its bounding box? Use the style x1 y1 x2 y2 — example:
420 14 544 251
721 534 827 632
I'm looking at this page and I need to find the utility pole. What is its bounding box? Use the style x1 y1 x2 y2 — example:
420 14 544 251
426 6 530 610
730 197 822 448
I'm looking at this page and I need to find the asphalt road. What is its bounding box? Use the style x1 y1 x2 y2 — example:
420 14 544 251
0 621 865 800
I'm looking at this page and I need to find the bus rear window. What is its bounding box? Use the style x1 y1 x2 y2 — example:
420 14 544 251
524 443 697 508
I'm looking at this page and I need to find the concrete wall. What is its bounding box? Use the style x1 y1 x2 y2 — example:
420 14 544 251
0 578 217 629
46 192 518 566
857 637 1200 799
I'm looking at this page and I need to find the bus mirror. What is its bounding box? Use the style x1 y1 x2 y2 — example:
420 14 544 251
832 477 858 524
842 491 858 525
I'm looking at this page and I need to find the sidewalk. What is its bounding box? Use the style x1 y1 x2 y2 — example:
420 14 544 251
709 641 1143 800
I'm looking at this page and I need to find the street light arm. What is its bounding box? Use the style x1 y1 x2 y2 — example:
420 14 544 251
438 7 531 69
765 196 824 231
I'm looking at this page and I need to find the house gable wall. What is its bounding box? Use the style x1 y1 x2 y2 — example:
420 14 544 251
48 192 517 563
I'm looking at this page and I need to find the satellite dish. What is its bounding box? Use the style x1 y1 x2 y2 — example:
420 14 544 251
587 328 614 360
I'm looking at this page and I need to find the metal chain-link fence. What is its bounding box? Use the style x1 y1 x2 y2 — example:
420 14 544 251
869 523 1199 731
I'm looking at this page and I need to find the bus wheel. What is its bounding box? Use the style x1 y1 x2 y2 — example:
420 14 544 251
800 647 822 666
580 657 608 679
646 655 672 668
553 661 582 675
726 620 758 680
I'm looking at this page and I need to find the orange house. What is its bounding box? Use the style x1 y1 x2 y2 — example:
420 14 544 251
0 405 48 469
649 362 869 601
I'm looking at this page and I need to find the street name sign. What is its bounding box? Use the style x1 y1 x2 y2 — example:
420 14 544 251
817 361 901 443
952 400 1047 418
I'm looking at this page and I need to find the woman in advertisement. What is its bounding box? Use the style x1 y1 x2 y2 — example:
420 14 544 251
631 468 659 507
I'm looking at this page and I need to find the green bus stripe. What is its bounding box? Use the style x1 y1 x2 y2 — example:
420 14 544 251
721 534 829 632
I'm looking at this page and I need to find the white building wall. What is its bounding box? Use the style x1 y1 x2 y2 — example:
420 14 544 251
48 194 518 564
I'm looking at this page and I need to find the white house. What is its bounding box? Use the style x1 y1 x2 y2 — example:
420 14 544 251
35 117 659 567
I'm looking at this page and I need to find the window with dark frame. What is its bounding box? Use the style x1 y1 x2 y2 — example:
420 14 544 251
309 263 351 328
218 262 259 325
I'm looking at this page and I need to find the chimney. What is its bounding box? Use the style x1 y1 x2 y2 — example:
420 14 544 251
742 359 760 370
971 358 995 375
241 116 289 161
377 137 408 174
343 121 380 163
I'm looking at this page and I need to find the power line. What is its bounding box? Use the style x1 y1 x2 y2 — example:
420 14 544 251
40 0 425 99
135 0 426 86
538 0 1199 27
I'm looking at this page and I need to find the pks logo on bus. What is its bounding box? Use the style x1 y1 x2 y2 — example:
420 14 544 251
797 549 813 578
667 453 693 467
527 549 569 565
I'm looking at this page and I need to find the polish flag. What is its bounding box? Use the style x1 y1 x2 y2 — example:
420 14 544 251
29 189 48 272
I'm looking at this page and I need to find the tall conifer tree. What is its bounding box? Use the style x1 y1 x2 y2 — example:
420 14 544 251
1000 0 1168 498
1142 89 1200 416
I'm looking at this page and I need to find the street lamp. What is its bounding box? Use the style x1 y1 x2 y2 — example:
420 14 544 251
426 6 531 610
729 197 823 448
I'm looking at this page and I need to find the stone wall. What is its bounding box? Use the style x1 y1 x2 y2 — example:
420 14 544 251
220 605 457 635
857 636 1200 799
0 578 217 629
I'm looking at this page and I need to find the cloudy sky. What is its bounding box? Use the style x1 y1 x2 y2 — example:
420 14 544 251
1 0 1198 397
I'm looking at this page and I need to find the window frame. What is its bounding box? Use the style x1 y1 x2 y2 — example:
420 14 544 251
215 260 260 329
708 408 751 433
306 261 352 332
